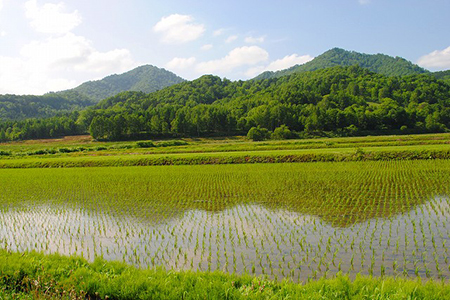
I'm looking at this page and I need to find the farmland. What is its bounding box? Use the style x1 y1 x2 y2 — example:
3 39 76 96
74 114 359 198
1 133 450 298
1 160 450 282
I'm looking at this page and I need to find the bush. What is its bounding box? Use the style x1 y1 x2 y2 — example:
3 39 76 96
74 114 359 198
156 140 188 147
272 125 293 140
136 141 156 148
0 150 11 156
247 126 270 141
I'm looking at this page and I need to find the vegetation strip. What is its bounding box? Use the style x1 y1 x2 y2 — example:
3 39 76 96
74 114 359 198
1 250 450 299
0 148 449 168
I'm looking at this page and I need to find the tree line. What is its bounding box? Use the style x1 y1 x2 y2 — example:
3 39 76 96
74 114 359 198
1 65 450 142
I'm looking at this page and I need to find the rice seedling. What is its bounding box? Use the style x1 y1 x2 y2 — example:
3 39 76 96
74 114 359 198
0 160 449 281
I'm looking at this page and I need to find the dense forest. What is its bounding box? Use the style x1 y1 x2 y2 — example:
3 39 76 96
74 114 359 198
432 70 450 85
254 48 429 80
59 65 185 102
0 91 93 121
0 66 185 123
1 65 449 142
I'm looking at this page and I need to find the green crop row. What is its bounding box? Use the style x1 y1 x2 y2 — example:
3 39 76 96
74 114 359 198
0 148 449 169
1 161 450 281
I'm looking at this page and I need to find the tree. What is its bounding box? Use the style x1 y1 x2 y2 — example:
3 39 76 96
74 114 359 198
247 126 270 141
272 125 293 140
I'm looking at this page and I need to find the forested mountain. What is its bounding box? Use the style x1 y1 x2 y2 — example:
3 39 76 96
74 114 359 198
0 91 94 121
0 65 185 121
254 48 429 80
62 65 185 102
2 65 449 142
432 70 450 84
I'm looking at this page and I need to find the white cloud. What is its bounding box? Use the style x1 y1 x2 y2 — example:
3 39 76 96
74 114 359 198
25 0 82 34
196 46 269 74
213 28 225 37
359 0 371 4
0 0 3 11
225 35 238 43
417 46 450 70
153 14 205 44
0 55 76 94
0 33 137 94
245 36 265 44
0 31 5 37
201 44 213 51
166 57 196 70
245 53 314 78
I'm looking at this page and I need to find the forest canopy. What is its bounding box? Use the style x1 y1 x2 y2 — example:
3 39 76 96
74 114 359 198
1 65 450 142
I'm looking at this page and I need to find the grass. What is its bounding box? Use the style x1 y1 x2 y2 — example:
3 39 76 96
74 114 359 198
0 133 448 168
1 250 450 299
0 143 449 168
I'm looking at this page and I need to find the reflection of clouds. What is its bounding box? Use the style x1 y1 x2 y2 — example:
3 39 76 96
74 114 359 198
1 196 450 281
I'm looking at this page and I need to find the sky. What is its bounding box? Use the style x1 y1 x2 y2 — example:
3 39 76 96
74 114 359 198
0 0 449 95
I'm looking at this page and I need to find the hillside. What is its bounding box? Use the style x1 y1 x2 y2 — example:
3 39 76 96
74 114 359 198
3 65 450 141
64 65 185 102
0 90 94 121
254 48 429 80
432 70 450 84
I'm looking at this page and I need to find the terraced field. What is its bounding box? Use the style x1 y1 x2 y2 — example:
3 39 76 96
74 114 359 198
1 160 450 281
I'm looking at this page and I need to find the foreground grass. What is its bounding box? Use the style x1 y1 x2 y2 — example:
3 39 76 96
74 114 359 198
0 250 449 300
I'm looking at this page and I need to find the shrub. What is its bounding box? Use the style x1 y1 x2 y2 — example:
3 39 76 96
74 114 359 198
0 150 11 156
136 141 156 148
272 125 293 140
156 140 188 147
247 126 270 141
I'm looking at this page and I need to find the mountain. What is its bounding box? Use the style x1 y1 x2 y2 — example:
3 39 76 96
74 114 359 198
62 65 185 102
254 48 429 80
3 65 450 141
0 90 94 121
0 65 185 121
432 70 450 84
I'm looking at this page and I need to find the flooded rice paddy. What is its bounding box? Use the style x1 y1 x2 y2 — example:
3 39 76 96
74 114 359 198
0 160 450 281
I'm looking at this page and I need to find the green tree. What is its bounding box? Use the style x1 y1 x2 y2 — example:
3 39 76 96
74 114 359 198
247 126 270 141
271 125 293 140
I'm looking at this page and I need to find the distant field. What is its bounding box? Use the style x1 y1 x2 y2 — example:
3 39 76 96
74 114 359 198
0 133 449 168
1 160 450 281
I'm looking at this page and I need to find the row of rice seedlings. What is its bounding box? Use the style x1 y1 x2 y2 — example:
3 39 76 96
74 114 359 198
0 160 450 281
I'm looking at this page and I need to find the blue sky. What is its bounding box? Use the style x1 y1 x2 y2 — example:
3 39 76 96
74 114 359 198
0 0 449 94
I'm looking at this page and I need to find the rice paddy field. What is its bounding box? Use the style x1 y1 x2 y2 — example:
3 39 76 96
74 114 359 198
1 159 450 283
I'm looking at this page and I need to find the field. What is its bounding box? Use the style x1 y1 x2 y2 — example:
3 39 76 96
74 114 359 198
1 160 450 283
1 133 450 298
0 133 450 168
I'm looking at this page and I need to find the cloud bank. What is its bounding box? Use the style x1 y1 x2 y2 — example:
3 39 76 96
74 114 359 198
153 14 205 44
418 46 450 70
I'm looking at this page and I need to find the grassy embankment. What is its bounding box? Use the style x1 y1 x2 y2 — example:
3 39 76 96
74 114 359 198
1 250 450 299
0 133 449 168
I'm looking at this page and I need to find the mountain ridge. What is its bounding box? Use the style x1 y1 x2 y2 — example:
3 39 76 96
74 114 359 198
254 48 430 80
60 64 185 102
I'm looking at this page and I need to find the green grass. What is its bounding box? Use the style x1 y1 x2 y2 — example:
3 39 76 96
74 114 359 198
0 143 449 168
1 133 449 158
1 250 450 300
0 133 449 168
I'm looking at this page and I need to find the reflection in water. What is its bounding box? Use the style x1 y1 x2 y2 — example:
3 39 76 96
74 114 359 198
1 161 450 281
1 196 449 281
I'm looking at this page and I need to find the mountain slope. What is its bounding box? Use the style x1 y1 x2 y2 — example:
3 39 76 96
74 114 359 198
3 65 450 141
254 48 429 80
0 91 94 121
63 65 185 102
432 70 450 84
